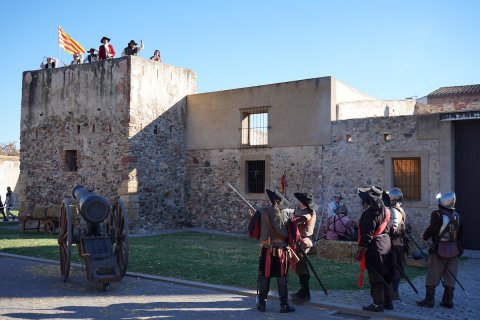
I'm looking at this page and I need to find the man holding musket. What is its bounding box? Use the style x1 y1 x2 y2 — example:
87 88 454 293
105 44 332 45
248 189 299 313
290 192 316 303
417 192 463 309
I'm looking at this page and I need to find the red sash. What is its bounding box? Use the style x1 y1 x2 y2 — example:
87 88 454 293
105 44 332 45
357 207 390 286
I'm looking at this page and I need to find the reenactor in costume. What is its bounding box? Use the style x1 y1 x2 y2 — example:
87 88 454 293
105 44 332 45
290 192 316 303
417 192 463 309
355 186 393 312
387 187 407 300
249 189 299 313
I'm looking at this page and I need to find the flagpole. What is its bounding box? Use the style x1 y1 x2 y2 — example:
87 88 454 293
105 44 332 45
58 26 60 67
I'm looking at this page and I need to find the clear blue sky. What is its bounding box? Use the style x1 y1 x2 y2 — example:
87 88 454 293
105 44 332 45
1 0 479 148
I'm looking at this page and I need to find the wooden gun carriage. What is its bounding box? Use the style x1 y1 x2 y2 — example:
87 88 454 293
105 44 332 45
58 185 129 290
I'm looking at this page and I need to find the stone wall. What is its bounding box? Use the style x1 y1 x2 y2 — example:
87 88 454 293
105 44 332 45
19 57 196 232
185 114 440 238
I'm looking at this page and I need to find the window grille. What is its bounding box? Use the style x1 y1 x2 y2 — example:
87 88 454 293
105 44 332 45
246 160 265 193
393 158 420 200
241 107 268 146
65 150 78 172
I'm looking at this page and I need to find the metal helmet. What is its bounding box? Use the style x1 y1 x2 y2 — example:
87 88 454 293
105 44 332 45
387 187 403 206
436 191 456 210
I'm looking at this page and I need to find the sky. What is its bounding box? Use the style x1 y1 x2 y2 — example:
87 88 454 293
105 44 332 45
1 0 479 148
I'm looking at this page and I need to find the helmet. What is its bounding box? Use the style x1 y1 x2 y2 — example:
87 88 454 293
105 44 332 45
387 187 403 206
436 192 456 210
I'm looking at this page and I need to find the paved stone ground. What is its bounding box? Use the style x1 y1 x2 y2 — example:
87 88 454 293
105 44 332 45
1 227 478 320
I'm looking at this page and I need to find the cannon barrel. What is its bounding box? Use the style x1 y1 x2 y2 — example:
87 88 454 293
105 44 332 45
72 185 110 224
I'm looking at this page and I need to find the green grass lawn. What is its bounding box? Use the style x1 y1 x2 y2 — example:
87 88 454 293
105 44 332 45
0 223 426 292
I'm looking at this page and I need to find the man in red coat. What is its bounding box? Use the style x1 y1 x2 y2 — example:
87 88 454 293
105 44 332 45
98 36 115 60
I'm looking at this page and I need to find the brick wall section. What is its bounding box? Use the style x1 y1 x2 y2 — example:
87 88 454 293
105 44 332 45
416 101 480 114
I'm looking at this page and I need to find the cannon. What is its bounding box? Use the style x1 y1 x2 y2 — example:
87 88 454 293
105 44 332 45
58 185 129 290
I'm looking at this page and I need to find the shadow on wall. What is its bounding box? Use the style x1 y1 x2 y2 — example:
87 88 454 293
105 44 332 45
126 97 191 232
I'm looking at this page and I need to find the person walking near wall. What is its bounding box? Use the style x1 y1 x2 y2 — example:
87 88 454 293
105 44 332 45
290 192 316 303
0 195 7 221
5 187 15 221
98 36 115 60
248 189 298 313
355 186 393 312
387 187 408 301
416 191 463 309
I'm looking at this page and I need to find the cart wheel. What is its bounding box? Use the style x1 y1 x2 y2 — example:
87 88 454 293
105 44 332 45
111 198 129 278
44 220 56 234
58 199 72 282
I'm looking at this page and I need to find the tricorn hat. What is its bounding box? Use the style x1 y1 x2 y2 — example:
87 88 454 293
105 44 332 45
294 192 313 210
128 40 137 46
100 36 111 43
266 189 290 207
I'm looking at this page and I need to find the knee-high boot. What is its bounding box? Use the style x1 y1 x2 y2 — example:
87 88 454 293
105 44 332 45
440 286 454 309
292 274 310 303
416 286 435 307
277 276 295 313
363 272 385 312
257 276 270 312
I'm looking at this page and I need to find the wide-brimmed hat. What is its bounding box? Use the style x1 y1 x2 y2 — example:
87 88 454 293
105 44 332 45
294 192 313 210
88 48 96 52
358 186 391 207
266 189 290 207
128 40 137 46
100 36 111 43
333 192 344 200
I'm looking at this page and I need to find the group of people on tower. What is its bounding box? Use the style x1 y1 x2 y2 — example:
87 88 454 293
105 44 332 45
41 36 161 69
245 185 463 314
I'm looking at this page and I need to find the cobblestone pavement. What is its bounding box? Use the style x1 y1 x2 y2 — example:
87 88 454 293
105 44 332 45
1 227 479 320
308 252 480 320
0 254 374 320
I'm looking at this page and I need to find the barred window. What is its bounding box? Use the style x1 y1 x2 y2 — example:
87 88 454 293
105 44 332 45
246 160 265 193
393 158 420 200
65 150 78 172
241 107 268 146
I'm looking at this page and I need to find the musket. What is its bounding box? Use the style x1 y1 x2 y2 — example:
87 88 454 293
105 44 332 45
391 251 418 294
227 183 256 211
296 244 328 296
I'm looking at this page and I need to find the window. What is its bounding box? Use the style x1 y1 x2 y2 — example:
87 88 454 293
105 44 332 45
393 158 420 200
65 150 78 172
241 107 268 146
246 160 265 193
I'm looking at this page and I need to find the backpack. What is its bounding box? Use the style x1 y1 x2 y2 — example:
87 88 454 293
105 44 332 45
247 209 262 239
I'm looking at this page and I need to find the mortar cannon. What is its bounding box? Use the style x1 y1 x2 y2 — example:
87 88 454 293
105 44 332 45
58 185 129 290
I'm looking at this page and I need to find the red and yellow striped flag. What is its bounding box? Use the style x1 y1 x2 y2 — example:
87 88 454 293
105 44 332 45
58 26 86 54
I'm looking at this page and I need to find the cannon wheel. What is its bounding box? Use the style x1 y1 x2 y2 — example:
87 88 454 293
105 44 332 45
111 198 129 278
58 199 72 282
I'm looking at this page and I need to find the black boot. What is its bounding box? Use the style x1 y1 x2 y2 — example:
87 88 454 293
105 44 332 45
363 281 385 312
440 286 454 309
257 276 269 312
277 276 295 313
291 274 310 303
416 286 435 308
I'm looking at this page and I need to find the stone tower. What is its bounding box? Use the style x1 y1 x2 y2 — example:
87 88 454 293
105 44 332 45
19 56 196 232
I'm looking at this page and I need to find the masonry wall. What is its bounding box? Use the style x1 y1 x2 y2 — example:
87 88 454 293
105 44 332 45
126 57 196 231
19 58 131 215
19 57 196 232
185 114 443 237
